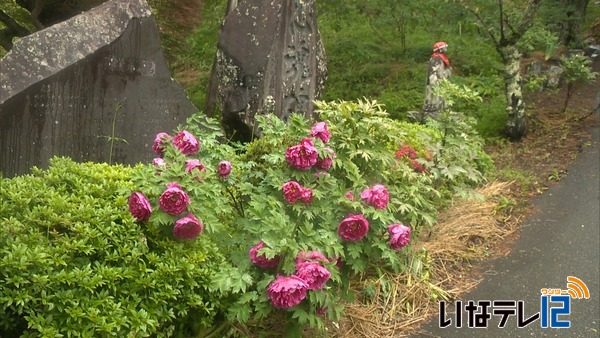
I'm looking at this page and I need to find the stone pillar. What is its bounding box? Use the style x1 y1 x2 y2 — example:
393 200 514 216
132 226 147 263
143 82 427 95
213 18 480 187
208 0 327 141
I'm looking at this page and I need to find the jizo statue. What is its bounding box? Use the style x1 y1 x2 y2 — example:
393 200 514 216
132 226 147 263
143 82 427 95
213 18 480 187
421 41 452 121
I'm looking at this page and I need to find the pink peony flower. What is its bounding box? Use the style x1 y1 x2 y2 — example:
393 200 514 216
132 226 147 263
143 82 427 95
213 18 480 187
360 184 389 209
152 132 171 156
128 191 152 221
173 130 199 155
338 214 369 241
159 182 190 215
295 261 331 290
185 159 206 172
282 181 304 203
282 181 312 204
345 191 355 201
388 223 411 250
300 187 313 204
285 138 319 170
218 160 232 178
267 275 309 309
152 157 166 168
295 250 328 269
316 147 335 170
311 122 331 143
173 213 203 240
185 159 207 181
249 241 281 269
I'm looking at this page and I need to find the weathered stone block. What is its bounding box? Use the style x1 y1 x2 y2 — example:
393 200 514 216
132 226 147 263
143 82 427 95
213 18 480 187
207 0 327 141
0 0 197 177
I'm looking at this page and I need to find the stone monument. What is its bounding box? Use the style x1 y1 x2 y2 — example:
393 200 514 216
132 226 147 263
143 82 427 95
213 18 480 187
204 0 327 142
0 0 198 177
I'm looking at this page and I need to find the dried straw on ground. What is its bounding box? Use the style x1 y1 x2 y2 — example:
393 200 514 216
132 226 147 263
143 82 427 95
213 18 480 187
335 181 518 337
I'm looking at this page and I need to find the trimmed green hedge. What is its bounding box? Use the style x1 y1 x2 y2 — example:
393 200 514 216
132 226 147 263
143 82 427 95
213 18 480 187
0 158 227 337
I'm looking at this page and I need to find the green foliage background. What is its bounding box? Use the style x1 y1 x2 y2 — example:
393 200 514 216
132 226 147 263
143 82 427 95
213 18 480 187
142 0 598 139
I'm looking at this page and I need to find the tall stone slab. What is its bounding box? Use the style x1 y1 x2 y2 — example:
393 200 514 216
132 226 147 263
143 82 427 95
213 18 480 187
0 0 198 177
206 0 327 141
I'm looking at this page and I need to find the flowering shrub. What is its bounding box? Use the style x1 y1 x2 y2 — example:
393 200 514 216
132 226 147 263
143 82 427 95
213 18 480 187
125 99 491 334
0 94 494 336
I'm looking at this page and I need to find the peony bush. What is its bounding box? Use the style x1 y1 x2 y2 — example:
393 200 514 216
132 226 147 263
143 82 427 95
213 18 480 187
126 99 492 334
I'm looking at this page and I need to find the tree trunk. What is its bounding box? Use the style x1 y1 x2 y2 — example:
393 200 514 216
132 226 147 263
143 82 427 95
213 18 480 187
559 0 589 48
500 45 527 140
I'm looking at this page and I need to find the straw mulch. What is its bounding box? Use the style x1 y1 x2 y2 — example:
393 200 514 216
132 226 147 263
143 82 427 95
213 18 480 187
333 181 519 337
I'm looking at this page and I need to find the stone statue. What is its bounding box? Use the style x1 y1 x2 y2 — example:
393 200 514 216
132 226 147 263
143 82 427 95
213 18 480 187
205 0 327 142
421 41 452 121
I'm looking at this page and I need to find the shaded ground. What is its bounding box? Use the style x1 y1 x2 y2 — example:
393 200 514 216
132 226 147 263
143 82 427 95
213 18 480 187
150 0 205 87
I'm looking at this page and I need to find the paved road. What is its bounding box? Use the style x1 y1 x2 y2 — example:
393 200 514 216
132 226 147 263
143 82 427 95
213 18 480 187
414 105 600 336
